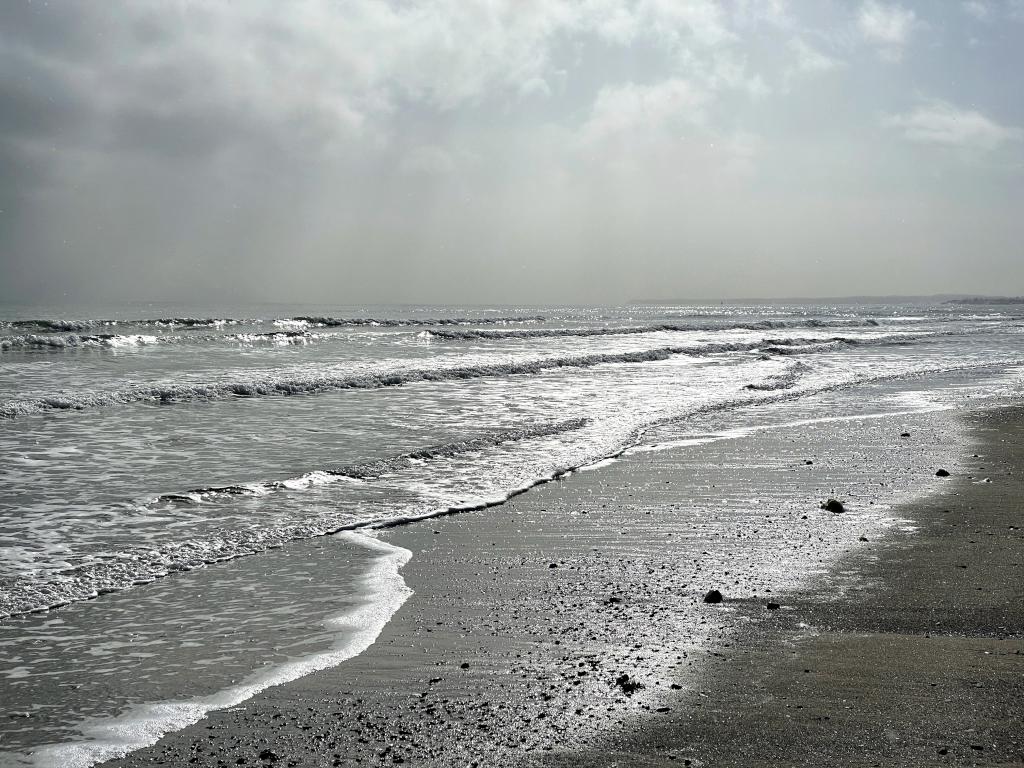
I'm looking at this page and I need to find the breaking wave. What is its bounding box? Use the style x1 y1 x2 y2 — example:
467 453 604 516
743 361 812 391
0 331 325 352
153 418 589 505
0 419 588 618
420 318 881 341
0 334 935 419
0 334 160 351
1 318 245 333
0 315 546 334
291 315 546 327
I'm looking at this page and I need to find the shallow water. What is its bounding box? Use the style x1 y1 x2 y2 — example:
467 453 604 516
1 301 1022 765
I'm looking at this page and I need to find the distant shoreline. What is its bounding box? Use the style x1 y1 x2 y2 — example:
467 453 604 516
632 294 1024 305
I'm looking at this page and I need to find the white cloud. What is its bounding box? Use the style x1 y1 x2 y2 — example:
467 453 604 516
963 1 992 20
885 99 1023 151
789 38 841 76
581 79 709 146
858 1 916 58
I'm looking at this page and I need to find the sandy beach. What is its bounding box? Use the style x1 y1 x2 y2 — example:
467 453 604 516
91 402 1023 767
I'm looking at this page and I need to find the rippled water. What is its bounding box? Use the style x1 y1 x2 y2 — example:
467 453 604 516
1 301 1023 766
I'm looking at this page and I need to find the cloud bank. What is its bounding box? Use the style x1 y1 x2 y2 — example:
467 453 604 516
1 0 1022 303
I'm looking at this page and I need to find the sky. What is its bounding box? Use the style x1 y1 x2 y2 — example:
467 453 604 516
1 0 1022 305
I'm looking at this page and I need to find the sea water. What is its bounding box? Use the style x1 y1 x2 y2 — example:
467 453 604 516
1 301 1022 765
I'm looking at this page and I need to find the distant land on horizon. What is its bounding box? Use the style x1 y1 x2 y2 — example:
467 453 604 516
632 295 1024 306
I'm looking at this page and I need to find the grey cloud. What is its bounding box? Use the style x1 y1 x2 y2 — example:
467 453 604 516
0 1 1022 305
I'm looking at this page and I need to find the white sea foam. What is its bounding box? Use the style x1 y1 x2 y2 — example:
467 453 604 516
23 532 412 768
0 333 939 418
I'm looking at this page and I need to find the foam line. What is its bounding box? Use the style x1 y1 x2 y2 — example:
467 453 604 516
0 333 933 418
22 533 412 768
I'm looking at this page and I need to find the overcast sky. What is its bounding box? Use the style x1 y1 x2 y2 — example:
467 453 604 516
1 0 1022 305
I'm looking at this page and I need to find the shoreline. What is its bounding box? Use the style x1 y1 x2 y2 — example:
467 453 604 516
85 399 1023 767
559 405 1024 766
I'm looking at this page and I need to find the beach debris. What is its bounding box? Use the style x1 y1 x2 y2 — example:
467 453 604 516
821 498 845 513
859 535 869 542
702 589 724 604
936 469 951 477
614 673 643 695
766 601 781 610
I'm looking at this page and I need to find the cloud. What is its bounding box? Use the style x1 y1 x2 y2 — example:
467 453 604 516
858 1 916 59
399 145 457 175
885 99 1023 151
787 38 841 77
581 79 709 146
962 1 992 20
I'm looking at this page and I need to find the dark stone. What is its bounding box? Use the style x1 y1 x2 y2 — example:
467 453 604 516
805 460 813 465
258 749 279 762
901 432 911 437
703 589 724 604
766 602 781 610
615 673 643 695
548 563 558 568
937 747 948 755
859 536 869 542
607 596 623 604
936 469 951 477
821 498 845 513
459 662 470 669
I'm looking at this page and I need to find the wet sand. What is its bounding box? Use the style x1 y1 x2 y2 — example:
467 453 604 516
558 406 1024 767
100 405 1023 768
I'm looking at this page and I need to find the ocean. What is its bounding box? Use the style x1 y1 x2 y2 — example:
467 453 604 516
1 301 1022 766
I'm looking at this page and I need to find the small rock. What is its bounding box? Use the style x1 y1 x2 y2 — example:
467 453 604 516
859 535 868 542
900 432 911 438
936 469 950 477
805 460 813 465
937 747 948 755
258 749 279 762
702 589 724 604
548 563 558 568
821 498 845 513
460 662 470 669
766 602 781 610
615 673 643 695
